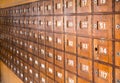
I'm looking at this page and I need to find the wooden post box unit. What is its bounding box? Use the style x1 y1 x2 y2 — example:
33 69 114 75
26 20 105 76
0 0 120 83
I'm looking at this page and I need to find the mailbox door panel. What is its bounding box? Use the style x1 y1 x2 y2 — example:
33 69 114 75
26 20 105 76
94 39 112 64
77 15 91 36
93 15 112 39
55 50 64 68
54 0 63 14
54 16 64 33
65 53 76 73
93 0 112 12
65 35 76 54
64 0 75 13
94 63 112 83
77 0 91 13
65 71 76 83
54 33 64 50
77 37 92 59
64 16 76 34
55 66 64 83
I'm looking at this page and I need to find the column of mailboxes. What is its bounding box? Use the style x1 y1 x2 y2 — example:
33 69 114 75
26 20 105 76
0 0 120 83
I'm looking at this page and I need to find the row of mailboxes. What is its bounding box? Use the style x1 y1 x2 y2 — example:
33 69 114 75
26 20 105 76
0 14 120 39
5 35 113 64
1 31 120 66
0 0 120 16
1 50 120 83
4 26 120 47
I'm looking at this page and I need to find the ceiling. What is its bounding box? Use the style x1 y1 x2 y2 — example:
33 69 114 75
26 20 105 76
0 0 38 8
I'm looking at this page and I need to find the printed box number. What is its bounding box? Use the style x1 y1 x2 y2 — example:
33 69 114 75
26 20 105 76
99 70 108 79
57 72 62 78
56 55 62 61
56 3 61 9
82 64 89 72
48 68 53 73
68 40 73 47
99 47 107 54
82 43 88 50
68 59 74 66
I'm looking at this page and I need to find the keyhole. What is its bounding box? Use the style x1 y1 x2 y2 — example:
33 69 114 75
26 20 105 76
95 47 98 51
